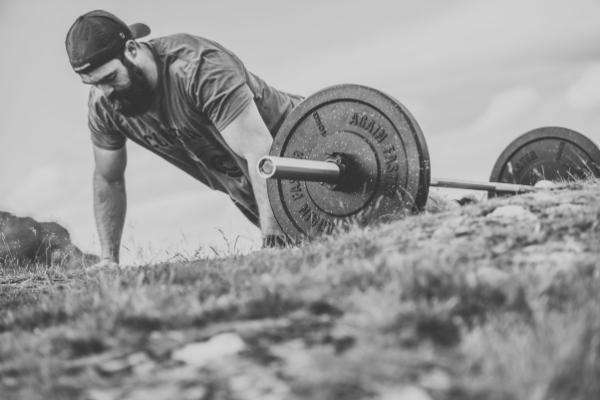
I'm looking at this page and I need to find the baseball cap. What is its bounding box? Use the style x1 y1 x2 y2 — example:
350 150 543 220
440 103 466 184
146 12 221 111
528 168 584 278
66 10 150 73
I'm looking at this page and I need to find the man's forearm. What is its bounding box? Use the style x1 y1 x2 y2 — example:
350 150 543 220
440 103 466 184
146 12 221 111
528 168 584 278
93 171 126 262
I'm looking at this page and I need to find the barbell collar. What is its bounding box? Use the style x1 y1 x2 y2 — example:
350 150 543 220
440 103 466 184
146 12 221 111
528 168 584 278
258 156 342 183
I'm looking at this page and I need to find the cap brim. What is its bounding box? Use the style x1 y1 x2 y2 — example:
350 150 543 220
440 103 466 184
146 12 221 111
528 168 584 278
129 23 150 39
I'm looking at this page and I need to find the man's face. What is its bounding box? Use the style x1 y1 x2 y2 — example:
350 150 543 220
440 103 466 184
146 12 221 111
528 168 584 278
80 56 154 116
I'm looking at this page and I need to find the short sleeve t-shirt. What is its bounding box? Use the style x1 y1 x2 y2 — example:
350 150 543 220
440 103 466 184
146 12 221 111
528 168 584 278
88 34 304 225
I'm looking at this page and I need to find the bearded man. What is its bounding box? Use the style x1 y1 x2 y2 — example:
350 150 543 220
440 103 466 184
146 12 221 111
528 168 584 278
66 10 302 268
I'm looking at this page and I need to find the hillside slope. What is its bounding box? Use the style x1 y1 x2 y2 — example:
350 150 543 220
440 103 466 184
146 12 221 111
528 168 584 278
1 181 599 400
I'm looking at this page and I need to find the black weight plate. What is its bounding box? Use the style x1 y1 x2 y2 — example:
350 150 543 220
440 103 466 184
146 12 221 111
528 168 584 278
267 84 430 240
489 126 600 197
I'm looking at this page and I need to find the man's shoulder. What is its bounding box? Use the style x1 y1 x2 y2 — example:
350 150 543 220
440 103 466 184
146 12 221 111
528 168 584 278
87 87 106 111
151 34 243 88
87 87 122 130
88 86 104 104
87 87 114 115
150 34 225 60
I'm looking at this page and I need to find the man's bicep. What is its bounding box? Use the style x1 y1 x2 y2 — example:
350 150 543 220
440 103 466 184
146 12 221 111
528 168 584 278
93 144 127 182
88 92 127 150
220 102 272 159
90 126 127 151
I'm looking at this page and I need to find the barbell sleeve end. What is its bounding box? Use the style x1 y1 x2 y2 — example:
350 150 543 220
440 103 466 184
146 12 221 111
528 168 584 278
257 156 343 183
257 156 276 178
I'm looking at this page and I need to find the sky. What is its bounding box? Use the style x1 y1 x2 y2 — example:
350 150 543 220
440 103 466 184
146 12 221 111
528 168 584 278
1 0 600 264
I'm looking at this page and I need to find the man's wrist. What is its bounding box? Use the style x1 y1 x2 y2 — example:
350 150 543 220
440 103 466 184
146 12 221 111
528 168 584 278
101 254 118 263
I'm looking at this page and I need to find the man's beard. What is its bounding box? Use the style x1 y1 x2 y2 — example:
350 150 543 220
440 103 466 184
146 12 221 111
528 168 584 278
109 57 155 116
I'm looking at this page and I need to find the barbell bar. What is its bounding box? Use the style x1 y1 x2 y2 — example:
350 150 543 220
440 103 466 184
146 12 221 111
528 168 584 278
258 156 540 194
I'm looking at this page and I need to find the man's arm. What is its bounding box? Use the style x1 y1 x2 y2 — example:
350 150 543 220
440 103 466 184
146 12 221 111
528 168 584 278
92 145 127 264
220 101 283 238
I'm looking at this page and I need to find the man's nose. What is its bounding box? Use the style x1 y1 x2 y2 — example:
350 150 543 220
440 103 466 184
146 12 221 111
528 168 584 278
97 84 115 98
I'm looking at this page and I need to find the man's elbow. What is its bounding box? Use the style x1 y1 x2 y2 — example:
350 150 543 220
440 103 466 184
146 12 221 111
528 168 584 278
93 168 125 186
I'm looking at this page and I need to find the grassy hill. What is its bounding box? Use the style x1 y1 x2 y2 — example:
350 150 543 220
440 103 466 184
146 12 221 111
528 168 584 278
1 180 599 400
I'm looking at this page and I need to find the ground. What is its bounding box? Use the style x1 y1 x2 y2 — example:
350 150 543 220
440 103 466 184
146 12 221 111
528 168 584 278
1 180 599 400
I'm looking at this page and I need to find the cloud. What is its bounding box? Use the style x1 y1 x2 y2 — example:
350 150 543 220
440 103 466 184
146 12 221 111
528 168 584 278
270 0 600 95
1 164 63 213
468 87 540 134
565 63 600 111
429 86 541 181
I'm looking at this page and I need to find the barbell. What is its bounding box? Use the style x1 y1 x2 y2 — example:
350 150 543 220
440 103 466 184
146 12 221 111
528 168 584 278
257 84 600 240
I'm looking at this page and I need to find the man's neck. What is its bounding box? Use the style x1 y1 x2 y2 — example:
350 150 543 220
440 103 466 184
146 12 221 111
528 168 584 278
138 43 159 90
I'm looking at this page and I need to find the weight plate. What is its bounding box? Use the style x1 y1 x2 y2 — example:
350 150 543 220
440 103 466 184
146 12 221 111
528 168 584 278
489 126 600 197
267 84 430 240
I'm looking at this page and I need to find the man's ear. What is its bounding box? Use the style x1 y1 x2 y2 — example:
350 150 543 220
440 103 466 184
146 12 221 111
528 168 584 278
124 39 139 59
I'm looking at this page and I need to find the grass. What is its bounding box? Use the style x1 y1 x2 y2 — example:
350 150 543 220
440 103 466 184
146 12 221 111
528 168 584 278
1 180 600 400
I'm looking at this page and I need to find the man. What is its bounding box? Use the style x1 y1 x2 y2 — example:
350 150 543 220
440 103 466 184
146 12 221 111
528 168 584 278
66 10 302 268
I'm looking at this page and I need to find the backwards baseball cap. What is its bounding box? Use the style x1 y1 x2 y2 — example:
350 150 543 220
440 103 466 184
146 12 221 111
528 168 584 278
66 10 150 73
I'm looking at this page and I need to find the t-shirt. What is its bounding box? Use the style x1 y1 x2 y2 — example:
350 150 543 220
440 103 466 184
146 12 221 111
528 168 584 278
88 34 304 225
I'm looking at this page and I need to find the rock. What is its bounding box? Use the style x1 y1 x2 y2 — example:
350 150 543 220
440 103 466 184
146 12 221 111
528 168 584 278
425 191 458 213
466 266 510 289
545 203 586 218
122 385 183 400
96 352 153 376
0 211 98 267
534 180 556 188
425 191 481 213
269 339 311 368
432 217 472 240
179 386 208 400
221 358 292 400
380 385 433 400
1 377 19 388
419 368 452 391
487 205 538 221
146 330 187 359
172 333 245 367
85 389 120 400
